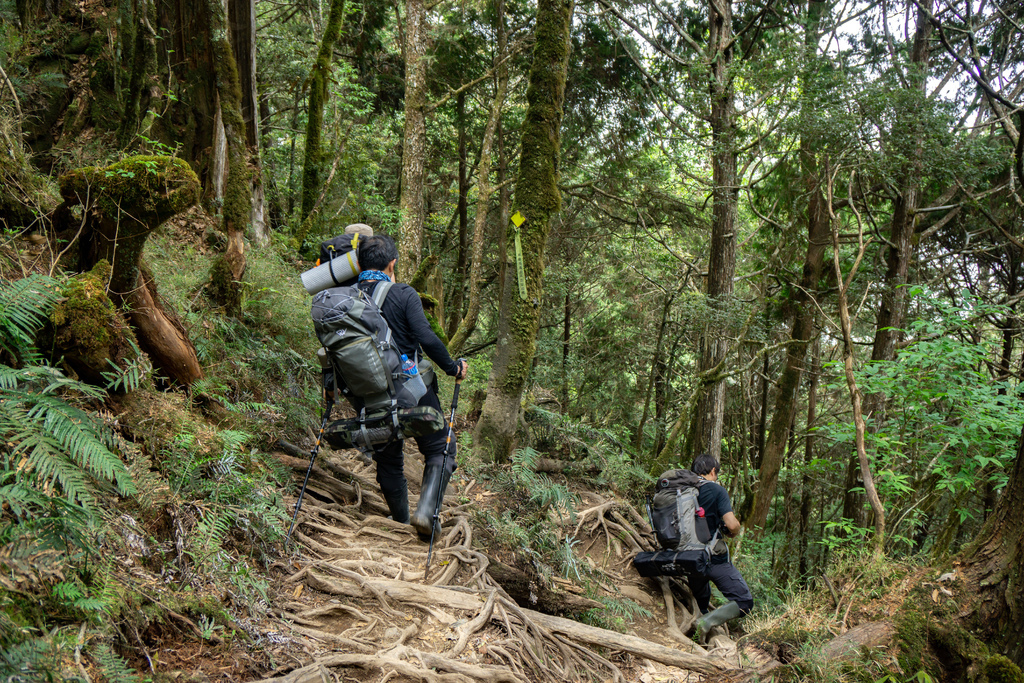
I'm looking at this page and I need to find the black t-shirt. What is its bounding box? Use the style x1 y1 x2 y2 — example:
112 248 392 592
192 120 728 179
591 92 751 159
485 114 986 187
696 480 733 539
358 280 459 377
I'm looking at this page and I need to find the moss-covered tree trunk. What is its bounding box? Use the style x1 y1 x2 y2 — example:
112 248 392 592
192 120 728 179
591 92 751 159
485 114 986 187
396 0 428 281
688 0 736 463
206 0 249 318
118 0 156 148
960 422 1024 665
229 0 267 246
746 0 829 531
842 0 932 528
473 0 574 463
298 0 347 226
60 156 203 385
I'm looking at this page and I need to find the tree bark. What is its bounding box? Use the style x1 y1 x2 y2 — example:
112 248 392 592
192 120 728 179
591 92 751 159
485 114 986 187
689 0 736 462
959 422 1024 665
396 0 429 280
206 0 250 318
747 0 830 531
447 91 470 339
829 174 885 555
228 0 267 245
299 0 347 225
60 156 203 385
446 38 508 357
473 0 575 463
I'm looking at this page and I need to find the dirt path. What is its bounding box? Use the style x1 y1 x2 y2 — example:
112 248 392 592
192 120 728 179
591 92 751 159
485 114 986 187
262 444 770 682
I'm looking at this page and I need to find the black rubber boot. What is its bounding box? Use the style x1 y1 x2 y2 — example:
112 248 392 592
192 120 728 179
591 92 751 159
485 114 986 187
381 486 409 524
411 465 451 539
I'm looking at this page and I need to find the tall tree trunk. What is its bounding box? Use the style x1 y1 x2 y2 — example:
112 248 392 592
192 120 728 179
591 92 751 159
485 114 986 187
396 0 429 280
830 169 885 555
959 422 1024 665
447 91 470 339
473 0 574 463
299 0 347 226
447 9 509 357
689 0 736 462
119 0 156 148
155 0 219 194
798 333 820 578
229 0 267 245
206 0 249 318
843 0 932 526
636 289 675 450
747 0 830 530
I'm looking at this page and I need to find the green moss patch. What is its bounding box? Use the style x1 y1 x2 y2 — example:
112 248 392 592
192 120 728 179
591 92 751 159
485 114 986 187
50 260 139 383
60 155 200 226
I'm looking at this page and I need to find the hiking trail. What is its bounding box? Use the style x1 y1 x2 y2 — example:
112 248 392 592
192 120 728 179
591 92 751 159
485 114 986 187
262 435 781 682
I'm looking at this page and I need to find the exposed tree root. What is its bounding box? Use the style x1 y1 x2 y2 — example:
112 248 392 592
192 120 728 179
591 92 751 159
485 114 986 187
268 448 753 682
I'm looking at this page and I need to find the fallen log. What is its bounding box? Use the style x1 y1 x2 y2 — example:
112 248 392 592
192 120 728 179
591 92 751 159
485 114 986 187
821 621 894 660
485 556 602 615
302 573 733 675
533 458 600 474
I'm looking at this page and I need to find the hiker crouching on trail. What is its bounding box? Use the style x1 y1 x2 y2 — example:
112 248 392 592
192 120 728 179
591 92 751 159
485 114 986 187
355 235 468 538
687 453 754 640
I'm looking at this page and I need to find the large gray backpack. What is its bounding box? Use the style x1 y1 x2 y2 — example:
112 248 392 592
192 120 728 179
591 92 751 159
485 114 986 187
311 282 423 412
650 469 716 552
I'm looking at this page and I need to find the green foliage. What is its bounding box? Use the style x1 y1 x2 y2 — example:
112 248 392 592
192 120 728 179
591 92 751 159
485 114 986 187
101 340 152 393
163 427 287 572
0 274 60 365
89 641 142 683
819 290 1023 553
0 637 65 682
509 447 578 521
581 596 652 633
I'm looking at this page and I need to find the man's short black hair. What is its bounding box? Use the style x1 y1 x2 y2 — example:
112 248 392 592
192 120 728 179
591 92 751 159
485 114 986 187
692 453 720 476
358 234 399 271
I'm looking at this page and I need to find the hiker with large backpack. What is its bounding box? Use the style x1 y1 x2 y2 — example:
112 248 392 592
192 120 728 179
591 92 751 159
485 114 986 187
635 453 753 641
343 235 467 536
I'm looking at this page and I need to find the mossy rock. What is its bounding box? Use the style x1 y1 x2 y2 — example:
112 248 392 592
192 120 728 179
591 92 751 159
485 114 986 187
60 156 200 225
50 260 139 386
982 655 1024 683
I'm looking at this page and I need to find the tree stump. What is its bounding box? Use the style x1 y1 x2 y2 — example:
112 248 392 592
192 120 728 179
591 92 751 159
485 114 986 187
59 155 203 386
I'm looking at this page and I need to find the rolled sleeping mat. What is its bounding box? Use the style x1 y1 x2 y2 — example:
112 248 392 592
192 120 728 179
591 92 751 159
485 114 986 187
301 251 360 295
323 406 446 450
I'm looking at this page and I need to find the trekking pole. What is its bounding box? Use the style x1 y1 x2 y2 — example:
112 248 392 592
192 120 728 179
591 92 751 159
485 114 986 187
286 397 333 546
426 361 465 575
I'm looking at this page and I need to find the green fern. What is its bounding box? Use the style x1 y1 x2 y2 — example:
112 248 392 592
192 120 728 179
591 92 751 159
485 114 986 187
90 641 142 683
511 447 578 522
0 275 59 365
3 388 136 506
0 637 62 682
101 340 152 392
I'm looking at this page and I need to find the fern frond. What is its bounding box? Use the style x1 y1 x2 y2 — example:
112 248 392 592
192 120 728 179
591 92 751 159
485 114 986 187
0 275 59 363
90 641 142 683
31 394 135 496
15 429 99 509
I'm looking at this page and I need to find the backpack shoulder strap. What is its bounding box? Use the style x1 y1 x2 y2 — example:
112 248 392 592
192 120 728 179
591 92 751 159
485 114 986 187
372 281 394 309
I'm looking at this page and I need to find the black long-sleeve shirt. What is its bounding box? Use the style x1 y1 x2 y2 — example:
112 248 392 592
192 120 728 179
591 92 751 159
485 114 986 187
358 280 459 377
